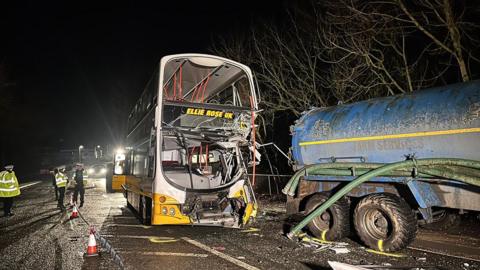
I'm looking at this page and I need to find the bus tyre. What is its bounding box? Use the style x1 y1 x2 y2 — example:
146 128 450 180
105 163 114 193
141 196 151 225
305 193 350 241
354 193 417 252
420 209 460 230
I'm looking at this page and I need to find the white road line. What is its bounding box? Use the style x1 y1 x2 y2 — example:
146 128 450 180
102 235 159 239
182 237 260 270
20 181 42 189
408 246 480 263
106 224 151 229
123 251 208 258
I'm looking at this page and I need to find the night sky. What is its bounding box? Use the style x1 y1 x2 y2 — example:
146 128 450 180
2 1 283 173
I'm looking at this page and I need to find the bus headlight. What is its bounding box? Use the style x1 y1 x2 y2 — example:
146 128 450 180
161 207 168 215
169 207 175 216
88 168 94 174
100 168 107 174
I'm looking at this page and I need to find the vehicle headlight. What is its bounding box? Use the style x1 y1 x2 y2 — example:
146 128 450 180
169 207 176 216
162 207 168 215
100 168 107 174
88 168 94 174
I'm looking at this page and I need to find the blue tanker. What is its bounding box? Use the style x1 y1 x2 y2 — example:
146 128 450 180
292 81 480 166
287 81 480 251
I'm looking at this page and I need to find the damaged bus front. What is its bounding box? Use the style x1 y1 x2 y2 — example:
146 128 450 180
119 54 259 228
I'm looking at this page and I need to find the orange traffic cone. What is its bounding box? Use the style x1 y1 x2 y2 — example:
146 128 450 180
85 226 99 257
70 204 79 219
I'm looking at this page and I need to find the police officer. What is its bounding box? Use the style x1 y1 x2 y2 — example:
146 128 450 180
0 165 21 217
55 167 68 210
51 168 58 200
73 163 85 207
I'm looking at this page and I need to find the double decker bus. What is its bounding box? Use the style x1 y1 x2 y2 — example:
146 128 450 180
109 54 259 227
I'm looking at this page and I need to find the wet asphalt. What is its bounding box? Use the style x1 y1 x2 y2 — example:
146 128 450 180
1 179 479 270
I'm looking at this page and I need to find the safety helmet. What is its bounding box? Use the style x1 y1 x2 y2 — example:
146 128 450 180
4 165 14 170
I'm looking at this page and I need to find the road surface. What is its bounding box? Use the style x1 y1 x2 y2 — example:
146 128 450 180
1 178 479 270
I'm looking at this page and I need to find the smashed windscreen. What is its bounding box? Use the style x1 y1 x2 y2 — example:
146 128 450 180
160 56 255 190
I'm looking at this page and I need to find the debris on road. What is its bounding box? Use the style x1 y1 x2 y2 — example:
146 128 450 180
300 234 350 254
328 261 369 270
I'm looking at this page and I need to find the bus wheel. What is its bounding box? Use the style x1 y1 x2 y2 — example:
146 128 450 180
304 193 350 241
105 163 114 193
354 193 417 252
141 196 151 225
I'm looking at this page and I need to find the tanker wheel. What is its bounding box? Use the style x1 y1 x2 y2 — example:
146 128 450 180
354 193 417 252
304 193 350 241
420 208 460 231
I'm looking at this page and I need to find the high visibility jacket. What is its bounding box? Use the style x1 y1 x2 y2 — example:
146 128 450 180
0 170 21 197
55 172 68 188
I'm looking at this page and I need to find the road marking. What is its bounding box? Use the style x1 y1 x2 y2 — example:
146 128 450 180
149 237 178 243
20 181 42 189
123 251 208 258
408 246 480 263
182 237 260 270
240 227 260 233
106 224 151 229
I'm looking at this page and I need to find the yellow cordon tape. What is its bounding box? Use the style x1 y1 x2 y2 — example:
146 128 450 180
240 227 260 233
363 239 406 257
365 248 406 258
149 237 179 243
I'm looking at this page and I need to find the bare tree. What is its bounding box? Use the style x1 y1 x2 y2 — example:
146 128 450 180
212 0 480 132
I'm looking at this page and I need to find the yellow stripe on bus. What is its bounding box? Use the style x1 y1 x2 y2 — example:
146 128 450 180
299 127 480 146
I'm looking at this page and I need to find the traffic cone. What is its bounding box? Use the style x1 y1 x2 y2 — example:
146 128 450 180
85 226 99 257
70 204 79 219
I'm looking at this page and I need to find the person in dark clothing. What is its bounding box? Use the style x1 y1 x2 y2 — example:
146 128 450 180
51 168 58 200
73 164 85 207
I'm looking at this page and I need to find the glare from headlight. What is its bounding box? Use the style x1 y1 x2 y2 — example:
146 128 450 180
100 168 107 174
88 168 94 174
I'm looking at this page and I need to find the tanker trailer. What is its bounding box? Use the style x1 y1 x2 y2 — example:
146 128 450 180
285 80 480 251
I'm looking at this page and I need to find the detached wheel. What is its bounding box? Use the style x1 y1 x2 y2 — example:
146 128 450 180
354 193 417 252
421 209 460 230
305 193 350 241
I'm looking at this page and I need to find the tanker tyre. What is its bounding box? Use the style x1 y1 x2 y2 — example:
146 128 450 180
305 193 350 241
354 193 417 252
